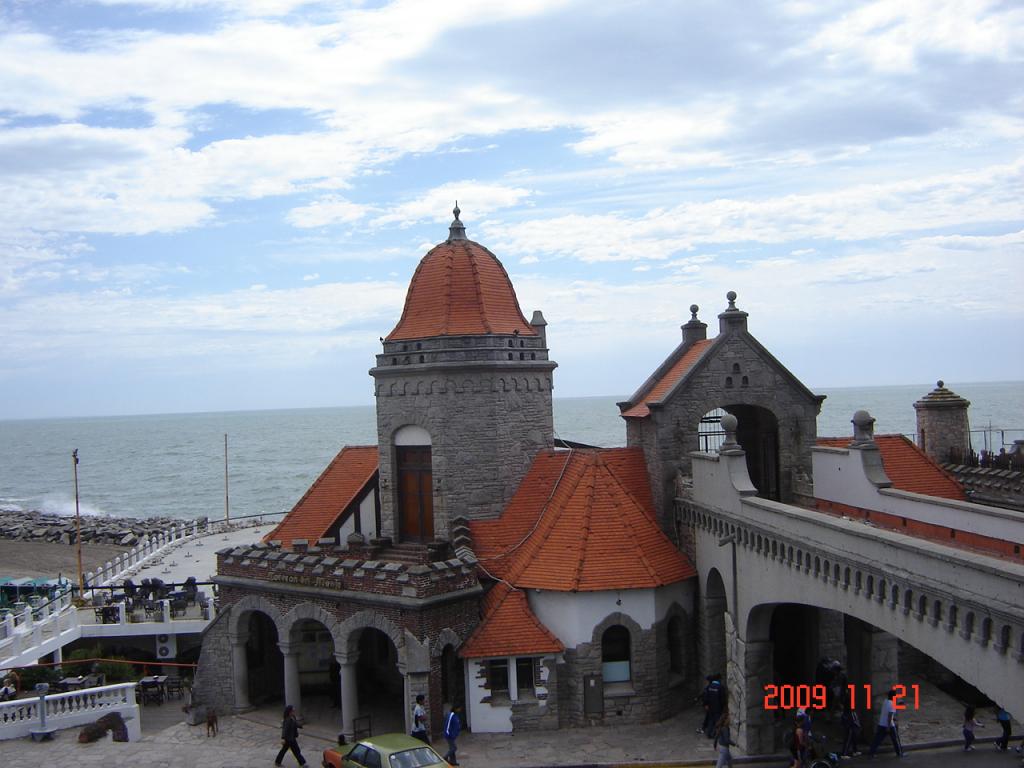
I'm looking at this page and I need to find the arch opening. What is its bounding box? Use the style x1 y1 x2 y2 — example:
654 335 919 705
245 610 284 707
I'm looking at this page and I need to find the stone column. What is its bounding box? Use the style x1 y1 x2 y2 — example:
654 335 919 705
340 660 359 738
729 631 774 756
864 627 898 709
231 632 251 712
279 642 301 712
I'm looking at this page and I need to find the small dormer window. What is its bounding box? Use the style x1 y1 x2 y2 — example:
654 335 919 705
726 376 734 388
732 363 741 373
741 375 749 387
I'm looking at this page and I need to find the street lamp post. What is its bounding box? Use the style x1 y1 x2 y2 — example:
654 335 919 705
72 449 84 596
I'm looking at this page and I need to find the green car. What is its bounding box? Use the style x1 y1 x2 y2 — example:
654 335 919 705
322 733 450 768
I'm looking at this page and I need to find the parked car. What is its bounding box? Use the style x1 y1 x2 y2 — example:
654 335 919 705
322 733 450 768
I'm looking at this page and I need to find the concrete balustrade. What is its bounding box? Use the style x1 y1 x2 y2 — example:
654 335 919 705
0 682 141 742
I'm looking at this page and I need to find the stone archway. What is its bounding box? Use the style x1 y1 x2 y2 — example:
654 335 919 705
724 404 780 500
227 595 287 712
701 568 728 682
279 603 342 716
334 611 409 738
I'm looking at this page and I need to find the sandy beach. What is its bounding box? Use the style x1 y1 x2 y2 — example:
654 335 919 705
0 539 129 579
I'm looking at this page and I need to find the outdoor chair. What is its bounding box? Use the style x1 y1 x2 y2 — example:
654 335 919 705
164 677 184 700
139 680 163 706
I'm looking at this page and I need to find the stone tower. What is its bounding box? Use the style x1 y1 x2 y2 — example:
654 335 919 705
914 380 971 463
370 206 557 544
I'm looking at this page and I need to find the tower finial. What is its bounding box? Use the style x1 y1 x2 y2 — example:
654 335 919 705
448 201 466 241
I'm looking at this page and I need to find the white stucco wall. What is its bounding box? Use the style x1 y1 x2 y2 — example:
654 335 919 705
466 659 512 733
812 446 1024 543
529 584 689 648
337 489 378 540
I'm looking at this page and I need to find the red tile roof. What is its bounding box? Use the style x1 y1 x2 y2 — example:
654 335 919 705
621 339 713 418
387 238 538 341
471 448 696 592
264 446 378 549
816 434 966 501
460 582 564 659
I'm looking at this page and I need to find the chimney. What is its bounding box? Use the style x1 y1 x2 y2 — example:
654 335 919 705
530 310 548 346
913 380 971 463
681 304 707 345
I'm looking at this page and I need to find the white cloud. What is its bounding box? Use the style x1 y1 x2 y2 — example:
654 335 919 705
370 181 533 228
484 160 1024 262
287 197 369 228
807 0 1024 72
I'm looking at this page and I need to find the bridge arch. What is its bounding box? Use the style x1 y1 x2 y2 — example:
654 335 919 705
683 498 1024 754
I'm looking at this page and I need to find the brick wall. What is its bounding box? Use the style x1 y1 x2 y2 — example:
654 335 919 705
814 498 1024 562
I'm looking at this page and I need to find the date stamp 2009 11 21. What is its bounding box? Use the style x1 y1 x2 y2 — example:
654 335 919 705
763 683 921 711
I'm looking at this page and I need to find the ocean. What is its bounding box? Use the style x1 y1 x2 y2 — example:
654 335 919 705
1 382 1020 523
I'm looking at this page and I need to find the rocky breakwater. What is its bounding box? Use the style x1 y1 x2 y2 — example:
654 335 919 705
0 509 202 547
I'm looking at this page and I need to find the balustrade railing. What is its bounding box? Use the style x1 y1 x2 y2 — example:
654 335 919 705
0 682 140 741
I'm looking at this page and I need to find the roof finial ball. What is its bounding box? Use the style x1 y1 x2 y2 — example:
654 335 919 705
690 304 699 321
719 413 743 455
726 290 737 311
937 380 945 389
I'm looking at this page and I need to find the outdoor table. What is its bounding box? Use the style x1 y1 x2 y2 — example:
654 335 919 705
58 676 86 691
139 675 168 695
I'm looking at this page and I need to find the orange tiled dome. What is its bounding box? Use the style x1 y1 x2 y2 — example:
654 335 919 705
386 208 538 341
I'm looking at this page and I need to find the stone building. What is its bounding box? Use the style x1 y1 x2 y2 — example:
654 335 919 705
618 293 826 530
193 209 699 736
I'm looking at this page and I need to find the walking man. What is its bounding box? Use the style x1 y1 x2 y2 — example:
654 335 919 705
275 704 307 767
443 704 463 766
867 688 903 758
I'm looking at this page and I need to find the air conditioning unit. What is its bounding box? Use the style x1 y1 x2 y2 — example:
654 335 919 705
156 633 177 660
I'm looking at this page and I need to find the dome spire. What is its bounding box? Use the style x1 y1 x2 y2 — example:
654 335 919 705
448 201 466 241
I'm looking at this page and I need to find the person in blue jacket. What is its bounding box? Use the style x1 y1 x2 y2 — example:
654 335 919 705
443 704 463 766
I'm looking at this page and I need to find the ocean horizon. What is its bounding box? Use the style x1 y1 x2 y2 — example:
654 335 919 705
1 381 1020 523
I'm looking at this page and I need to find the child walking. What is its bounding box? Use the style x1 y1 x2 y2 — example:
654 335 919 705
963 705 984 751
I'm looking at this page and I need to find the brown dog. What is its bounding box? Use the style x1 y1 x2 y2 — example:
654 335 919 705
206 708 218 737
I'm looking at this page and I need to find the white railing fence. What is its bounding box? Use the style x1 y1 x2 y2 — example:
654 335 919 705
0 682 141 741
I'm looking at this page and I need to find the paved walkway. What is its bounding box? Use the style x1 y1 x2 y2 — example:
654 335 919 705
0 677 1016 767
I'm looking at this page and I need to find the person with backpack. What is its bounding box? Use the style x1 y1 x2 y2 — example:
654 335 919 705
995 707 1012 751
698 675 722 735
713 708 734 768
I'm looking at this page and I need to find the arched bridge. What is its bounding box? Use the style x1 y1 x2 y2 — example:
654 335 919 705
681 443 1024 755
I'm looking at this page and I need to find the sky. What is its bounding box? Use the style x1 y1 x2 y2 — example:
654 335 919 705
0 0 1021 419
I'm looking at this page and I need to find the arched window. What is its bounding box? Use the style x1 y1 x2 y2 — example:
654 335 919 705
601 625 631 683
668 616 684 676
